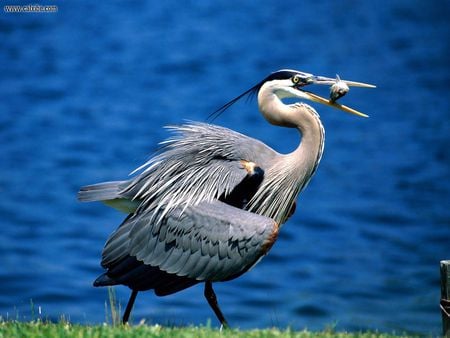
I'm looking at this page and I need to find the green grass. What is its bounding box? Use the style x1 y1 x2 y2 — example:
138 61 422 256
0 320 417 338
0 291 419 337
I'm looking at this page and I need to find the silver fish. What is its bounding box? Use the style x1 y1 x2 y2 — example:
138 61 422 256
330 75 350 102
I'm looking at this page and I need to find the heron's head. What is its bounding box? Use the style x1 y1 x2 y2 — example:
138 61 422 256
210 69 375 121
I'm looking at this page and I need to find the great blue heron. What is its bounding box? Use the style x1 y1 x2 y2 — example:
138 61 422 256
78 69 374 327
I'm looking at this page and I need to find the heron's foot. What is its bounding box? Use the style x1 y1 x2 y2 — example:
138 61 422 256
219 322 230 331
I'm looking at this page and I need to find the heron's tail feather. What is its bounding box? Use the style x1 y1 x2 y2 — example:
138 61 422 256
78 181 140 213
78 181 125 202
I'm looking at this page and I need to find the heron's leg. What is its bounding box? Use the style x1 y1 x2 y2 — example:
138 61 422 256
204 281 229 328
122 290 138 324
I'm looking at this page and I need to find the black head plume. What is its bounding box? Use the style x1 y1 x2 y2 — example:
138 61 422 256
207 69 307 121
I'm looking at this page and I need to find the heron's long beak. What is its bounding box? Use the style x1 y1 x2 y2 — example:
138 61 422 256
302 75 376 118
302 90 370 118
313 76 376 88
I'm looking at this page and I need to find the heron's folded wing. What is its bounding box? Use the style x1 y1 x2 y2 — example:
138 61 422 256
101 199 279 282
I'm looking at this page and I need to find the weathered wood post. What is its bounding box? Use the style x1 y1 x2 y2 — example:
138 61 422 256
441 260 450 337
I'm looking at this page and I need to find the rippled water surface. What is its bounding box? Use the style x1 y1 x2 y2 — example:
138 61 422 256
1 1 449 335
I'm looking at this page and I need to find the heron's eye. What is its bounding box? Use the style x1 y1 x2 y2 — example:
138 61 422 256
292 75 301 85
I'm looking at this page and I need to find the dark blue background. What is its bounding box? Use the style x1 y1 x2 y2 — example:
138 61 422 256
1 1 449 335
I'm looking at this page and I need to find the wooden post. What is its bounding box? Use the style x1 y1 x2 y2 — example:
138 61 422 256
441 260 450 337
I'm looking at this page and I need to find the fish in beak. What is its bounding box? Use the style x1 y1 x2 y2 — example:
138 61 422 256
297 74 376 118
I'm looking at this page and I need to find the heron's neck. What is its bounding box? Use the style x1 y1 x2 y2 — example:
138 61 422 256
258 91 325 170
291 104 325 174
282 102 325 198
252 90 325 224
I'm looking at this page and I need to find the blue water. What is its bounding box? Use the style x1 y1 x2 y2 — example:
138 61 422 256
1 1 449 335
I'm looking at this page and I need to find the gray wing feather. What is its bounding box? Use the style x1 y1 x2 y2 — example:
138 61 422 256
158 247 185 272
100 217 135 267
178 250 204 277
78 181 126 202
121 123 277 217
150 240 172 266
101 199 278 282
79 122 277 219
218 240 228 260
163 250 192 275
197 255 220 280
